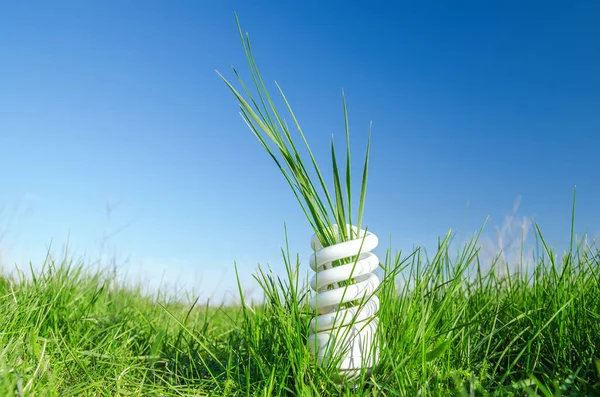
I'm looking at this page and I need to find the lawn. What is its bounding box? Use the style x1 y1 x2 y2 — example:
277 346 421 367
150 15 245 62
1 220 599 396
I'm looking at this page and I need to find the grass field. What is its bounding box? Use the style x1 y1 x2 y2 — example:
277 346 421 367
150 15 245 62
1 217 599 396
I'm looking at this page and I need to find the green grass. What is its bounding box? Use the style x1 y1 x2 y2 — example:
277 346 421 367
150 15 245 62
0 220 599 396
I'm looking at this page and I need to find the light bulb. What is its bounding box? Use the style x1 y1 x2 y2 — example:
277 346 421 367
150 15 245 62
307 224 381 383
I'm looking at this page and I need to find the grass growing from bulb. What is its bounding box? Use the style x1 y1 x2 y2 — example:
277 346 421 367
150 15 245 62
217 15 372 289
0 221 599 396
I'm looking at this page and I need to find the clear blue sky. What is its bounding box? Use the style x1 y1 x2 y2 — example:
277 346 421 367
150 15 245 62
1 1 599 302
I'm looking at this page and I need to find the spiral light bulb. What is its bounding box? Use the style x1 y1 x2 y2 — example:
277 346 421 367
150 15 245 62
307 224 381 382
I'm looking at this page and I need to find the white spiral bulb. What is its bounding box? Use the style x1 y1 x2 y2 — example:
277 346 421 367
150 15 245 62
307 224 381 382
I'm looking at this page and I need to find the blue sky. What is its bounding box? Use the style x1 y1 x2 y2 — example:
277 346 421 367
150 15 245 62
1 1 599 302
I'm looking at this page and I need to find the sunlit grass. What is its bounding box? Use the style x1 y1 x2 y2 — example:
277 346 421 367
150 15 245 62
0 217 599 395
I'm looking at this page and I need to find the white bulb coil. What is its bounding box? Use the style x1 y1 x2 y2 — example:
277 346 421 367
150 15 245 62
307 224 381 381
